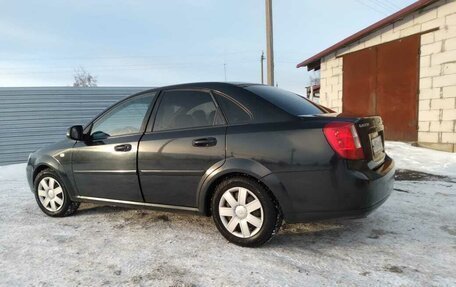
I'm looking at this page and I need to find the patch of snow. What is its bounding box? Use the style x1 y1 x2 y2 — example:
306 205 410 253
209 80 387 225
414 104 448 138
0 144 456 286
386 141 456 178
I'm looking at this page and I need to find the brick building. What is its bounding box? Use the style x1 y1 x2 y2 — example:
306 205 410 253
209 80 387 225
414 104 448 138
297 0 456 152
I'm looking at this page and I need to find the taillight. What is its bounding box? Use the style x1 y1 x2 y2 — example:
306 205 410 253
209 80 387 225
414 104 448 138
323 122 364 160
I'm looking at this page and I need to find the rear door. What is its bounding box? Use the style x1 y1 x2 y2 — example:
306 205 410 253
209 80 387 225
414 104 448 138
138 89 226 207
376 35 419 141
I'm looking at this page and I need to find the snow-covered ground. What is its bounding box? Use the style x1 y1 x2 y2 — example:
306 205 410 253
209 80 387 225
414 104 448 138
0 143 455 286
386 141 456 177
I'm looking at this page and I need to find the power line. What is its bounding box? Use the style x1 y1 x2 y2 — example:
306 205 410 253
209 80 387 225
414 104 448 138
383 0 403 10
0 58 304 76
354 0 389 16
0 60 301 76
0 63 225 76
379 0 402 11
368 0 396 13
0 50 263 62
365 0 393 14
0 48 313 65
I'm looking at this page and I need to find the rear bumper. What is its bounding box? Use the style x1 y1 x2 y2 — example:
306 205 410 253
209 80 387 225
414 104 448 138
273 156 395 223
288 187 392 223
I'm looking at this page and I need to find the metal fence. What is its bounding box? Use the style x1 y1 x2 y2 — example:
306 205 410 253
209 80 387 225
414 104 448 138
0 87 149 165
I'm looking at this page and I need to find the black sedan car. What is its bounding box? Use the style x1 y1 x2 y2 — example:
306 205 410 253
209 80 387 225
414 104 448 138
27 82 395 247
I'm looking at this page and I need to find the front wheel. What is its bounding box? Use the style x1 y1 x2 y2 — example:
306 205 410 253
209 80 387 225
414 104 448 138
212 177 282 247
34 169 80 217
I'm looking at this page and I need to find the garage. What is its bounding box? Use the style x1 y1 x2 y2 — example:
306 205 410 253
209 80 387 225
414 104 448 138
297 0 456 152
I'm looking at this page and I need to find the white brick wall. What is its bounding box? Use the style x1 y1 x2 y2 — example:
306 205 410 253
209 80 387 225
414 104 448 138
419 0 456 146
319 53 343 112
318 0 456 148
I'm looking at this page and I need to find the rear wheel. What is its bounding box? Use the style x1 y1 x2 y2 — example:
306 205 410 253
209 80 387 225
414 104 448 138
34 169 80 217
212 176 282 247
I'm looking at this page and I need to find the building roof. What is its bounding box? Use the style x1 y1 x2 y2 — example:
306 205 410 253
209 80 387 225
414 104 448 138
296 0 440 70
305 84 320 90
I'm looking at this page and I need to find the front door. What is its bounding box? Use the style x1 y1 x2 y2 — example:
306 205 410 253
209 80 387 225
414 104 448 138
138 89 226 207
72 93 156 201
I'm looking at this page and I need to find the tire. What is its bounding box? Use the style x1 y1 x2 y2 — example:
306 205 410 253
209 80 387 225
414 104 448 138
212 176 282 247
34 169 80 217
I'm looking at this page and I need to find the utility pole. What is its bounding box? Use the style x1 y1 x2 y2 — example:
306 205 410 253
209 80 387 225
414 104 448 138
260 51 265 84
223 63 227 81
265 0 274 86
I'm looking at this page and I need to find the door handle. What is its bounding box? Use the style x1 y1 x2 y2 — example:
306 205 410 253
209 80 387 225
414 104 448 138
192 137 217 147
114 144 132 152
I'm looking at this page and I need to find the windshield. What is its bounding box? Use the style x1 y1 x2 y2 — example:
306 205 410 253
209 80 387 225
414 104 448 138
245 85 325 116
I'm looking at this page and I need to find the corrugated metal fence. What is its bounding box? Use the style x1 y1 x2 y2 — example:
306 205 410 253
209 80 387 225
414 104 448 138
0 87 148 165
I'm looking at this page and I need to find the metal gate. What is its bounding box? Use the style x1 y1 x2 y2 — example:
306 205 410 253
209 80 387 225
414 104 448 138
342 34 420 141
0 87 148 165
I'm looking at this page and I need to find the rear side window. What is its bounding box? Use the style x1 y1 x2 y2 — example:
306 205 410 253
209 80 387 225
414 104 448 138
245 85 325 116
214 92 252 124
153 90 224 131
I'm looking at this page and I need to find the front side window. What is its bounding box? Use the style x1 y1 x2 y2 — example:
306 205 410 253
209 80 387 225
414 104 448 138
91 93 155 138
153 90 224 131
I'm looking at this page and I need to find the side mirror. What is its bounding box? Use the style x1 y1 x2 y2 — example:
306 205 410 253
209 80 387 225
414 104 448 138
67 125 84 141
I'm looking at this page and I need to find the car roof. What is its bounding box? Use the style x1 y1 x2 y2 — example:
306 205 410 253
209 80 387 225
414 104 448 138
125 81 294 123
134 82 262 95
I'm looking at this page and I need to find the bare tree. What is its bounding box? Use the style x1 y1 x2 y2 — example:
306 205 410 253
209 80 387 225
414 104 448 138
308 70 320 86
73 67 98 87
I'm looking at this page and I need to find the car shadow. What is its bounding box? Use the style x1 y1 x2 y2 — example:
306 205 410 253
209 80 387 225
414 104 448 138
269 219 367 247
73 203 209 225
74 203 133 216
72 203 375 248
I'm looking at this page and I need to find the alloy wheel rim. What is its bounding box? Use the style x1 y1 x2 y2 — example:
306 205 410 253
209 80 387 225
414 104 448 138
218 187 264 238
37 177 64 212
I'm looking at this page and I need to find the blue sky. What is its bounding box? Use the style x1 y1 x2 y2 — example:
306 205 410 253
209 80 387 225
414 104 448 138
0 0 415 94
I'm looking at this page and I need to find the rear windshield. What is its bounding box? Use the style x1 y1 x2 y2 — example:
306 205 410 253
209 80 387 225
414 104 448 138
245 85 325 116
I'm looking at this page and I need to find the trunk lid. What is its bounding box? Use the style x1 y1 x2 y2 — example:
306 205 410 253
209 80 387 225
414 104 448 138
300 113 386 168
355 116 386 168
